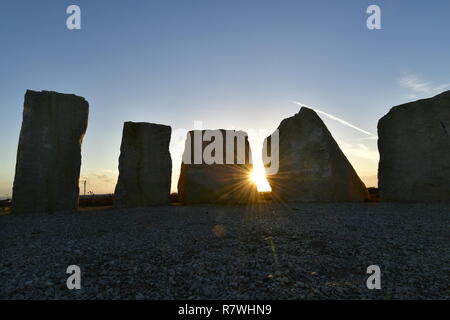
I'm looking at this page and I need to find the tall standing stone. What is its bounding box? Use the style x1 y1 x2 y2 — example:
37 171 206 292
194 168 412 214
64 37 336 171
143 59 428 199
264 107 368 202
12 90 89 213
114 122 172 207
177 129 258 204
378 91 450 202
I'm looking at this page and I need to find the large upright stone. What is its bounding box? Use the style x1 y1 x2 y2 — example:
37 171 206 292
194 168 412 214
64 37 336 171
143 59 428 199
114 122 172 207
264 107 368 202
378 91 450 202
12 90 89 213
177 129 258 204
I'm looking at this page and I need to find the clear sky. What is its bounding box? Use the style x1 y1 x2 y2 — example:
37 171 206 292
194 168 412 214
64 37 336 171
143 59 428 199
1 0 450 197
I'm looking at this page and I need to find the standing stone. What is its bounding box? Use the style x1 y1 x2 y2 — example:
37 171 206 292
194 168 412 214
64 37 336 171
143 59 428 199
114 122 172 207
264 107 368 202
177 129 258 204
378 91 450 202
12 90 89 213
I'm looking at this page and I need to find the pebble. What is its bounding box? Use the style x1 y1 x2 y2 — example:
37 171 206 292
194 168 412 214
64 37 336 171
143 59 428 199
0 203 448 299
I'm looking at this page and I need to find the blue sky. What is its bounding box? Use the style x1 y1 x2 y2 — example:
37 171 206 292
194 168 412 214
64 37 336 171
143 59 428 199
1 0 450 197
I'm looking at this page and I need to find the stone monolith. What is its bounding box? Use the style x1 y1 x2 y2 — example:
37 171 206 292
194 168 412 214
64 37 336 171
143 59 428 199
264 107 368 202
12 90 89 213
114 122 172 207
177 129 258 204
378 91 450 202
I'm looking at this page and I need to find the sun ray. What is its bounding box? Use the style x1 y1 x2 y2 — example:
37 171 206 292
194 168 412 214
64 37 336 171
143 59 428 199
249 166 272 192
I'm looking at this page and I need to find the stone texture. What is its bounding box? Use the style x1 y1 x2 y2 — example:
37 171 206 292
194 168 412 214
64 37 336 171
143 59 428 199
178 130 258 204
114 122 172 207
264 107 368 202
12 90 89 213
378 91 450 202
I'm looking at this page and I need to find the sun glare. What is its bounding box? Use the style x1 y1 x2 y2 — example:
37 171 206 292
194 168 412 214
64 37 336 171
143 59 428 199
250 166 272 192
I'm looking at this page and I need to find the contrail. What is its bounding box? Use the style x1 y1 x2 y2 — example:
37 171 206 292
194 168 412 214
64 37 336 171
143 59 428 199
292 101 376 137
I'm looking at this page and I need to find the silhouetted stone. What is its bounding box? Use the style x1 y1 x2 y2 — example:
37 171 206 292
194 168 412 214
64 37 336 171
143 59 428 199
114 122 172 207
12 90 89 213
264 107 368 202
177 130 258 204
378 91 450 202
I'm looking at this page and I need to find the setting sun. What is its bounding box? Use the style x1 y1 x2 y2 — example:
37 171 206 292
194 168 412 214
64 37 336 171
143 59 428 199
250 166 272 192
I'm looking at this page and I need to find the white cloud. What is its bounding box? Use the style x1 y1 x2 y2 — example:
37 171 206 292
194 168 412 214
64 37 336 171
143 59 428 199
358 136 378 141
79 169 119 194
399 74 450 98
341 143 379 161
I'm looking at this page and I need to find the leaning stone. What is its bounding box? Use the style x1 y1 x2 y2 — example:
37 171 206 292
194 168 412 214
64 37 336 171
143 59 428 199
12 90 89 213
114 122 172 207
177 129 258 204
378 91 450 202
264 107 368 202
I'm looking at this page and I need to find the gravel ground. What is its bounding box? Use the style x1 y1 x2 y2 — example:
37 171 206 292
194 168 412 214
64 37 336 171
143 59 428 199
0 203 449 299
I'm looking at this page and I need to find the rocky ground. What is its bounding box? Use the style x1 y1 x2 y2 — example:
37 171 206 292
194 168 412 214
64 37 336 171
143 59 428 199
0 203 448 299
